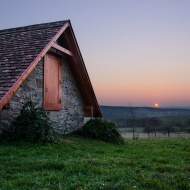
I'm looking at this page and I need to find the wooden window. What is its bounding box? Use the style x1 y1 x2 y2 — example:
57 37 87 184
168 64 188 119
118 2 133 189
43 53 62 110
83 106 93 117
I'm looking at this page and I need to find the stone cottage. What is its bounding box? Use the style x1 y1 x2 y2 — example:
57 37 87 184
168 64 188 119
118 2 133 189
0 20 102 134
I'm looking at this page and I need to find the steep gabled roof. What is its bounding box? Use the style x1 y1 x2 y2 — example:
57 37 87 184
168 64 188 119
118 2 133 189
0 20 101 116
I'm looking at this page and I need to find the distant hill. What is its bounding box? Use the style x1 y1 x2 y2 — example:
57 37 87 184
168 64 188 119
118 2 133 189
100 106 190 118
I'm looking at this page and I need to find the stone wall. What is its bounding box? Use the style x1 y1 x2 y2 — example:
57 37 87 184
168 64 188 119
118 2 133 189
0 53 84 134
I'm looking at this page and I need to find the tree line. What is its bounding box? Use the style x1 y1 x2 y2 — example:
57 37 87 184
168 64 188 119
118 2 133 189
105 116 190 138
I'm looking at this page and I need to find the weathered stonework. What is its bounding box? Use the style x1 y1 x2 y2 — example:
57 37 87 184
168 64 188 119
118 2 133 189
0 53 84 134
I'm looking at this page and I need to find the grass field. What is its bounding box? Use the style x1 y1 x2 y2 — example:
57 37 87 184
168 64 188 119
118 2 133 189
0 135 189 190
119 127 190 138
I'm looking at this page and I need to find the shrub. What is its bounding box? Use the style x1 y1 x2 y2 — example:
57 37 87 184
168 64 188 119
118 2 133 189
77 118 125 144
1 101 59 143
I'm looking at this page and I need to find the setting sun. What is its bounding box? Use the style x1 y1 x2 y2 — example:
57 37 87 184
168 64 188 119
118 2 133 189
154 103 159 108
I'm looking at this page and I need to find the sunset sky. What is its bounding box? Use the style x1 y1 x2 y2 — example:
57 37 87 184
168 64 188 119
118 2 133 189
0 0 190 107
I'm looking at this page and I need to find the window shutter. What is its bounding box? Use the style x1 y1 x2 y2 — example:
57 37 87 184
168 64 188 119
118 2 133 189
43 53 62 110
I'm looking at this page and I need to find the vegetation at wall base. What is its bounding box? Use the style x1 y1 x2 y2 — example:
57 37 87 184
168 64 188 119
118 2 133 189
0 101 59 143
77 118 125 144
0 136 189 189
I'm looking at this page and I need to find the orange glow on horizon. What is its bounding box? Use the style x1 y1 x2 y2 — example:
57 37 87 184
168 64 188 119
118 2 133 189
93 75 190 107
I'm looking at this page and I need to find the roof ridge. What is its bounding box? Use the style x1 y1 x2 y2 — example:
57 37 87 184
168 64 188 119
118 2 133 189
0 20 69 34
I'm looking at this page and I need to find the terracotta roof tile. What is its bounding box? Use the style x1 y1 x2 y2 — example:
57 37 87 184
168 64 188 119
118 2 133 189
0 20 66 100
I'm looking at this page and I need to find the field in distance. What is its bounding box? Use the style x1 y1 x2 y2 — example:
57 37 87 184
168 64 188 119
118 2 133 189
100 106 190 138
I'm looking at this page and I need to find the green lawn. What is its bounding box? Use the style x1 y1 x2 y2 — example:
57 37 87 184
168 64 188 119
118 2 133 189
0 136 189 190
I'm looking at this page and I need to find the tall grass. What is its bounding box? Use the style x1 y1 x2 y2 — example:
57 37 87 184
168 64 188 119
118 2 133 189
0 136 189 189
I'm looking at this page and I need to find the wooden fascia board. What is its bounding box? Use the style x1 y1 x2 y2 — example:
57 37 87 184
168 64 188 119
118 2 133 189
51 43 73 56
65 24 102 117
0 22 70 110
69 25 102 117
64 29 90 102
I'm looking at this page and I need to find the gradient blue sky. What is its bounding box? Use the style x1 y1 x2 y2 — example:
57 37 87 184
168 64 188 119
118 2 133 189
0 0 190 107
